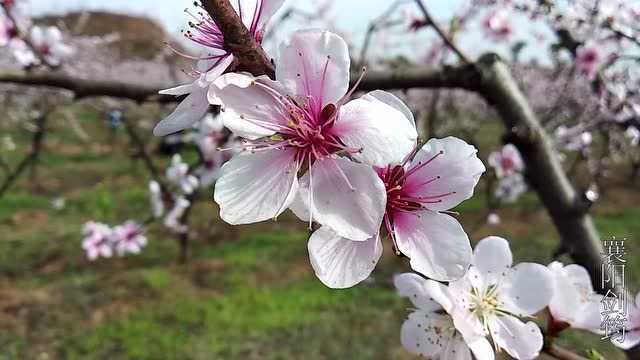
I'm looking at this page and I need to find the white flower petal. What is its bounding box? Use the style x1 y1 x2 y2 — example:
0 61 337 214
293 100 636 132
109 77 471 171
214 149 298 224
214 73 289 140
426 279 461 315
154 85 209 136
489 316 543 360
404 137 485 211
362 90 416 128
159 83 193 96
467 336 495 360
442 337 472 360
306 157 386 241
308 227 382 289
277 29 349 105
473 236 513 281
335 91 418 166
393 210 472 281
401 310 455 358
501 263 554 317
394 273 442 312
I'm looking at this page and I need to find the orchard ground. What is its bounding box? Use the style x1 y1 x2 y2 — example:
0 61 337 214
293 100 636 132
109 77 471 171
0 103 638 359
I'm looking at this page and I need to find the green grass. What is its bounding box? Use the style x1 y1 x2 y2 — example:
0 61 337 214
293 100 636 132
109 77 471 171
0 108 637 359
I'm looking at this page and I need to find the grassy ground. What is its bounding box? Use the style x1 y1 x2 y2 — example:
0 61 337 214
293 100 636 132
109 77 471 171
0 105 638 359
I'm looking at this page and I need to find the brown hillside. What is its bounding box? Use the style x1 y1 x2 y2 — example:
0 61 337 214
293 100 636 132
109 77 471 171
37 11 184 60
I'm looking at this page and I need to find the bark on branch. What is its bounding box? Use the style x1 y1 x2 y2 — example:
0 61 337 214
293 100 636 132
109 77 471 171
0 71 174 102
473 54 605 292
201 0 275 78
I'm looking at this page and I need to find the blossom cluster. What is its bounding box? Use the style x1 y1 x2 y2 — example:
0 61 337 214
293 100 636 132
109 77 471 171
0 1 72 68
81 221 147 261
395 236 605 359
488 144 527 203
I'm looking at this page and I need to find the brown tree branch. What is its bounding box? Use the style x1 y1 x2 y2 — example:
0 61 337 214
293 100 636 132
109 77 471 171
201 0 275 78
0 71 175 102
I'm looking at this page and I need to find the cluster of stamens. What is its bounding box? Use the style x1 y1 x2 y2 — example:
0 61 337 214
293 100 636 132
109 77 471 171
377 150 456 254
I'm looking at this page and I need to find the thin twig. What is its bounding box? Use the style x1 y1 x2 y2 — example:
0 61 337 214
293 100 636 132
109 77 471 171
121 115 170 193
0 3 56 69
413 0 472 64
0 112 48 199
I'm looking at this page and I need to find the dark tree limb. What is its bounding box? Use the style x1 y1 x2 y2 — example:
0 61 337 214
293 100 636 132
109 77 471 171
473 54 606 293
0 113 48 199
0 71 175 102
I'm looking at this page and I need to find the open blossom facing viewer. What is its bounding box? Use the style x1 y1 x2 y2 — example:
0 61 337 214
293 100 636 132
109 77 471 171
299 137 484 288
488 144 523 178
443 236 553 359
28 26 73 66
483 9 513 41
489 144 526 203
153 0 284 136
82 221 113 261
213 30 417 243
111 221 148 256
166 154 199 195
0 13 18 47
575 45 601 80
195 114 230 187
547 261 603 335
395 273 494 359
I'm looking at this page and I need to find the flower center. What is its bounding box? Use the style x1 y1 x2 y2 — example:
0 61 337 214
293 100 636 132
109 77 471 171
280 101 355 165
40 44 51 56
500 157 514 171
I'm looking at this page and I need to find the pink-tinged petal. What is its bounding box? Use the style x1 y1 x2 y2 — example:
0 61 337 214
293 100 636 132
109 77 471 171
154 84 209 136
306 157 386 241
401 310 455 358
360 90 416 128
277 29 349 106
489 316 543 360
288 177 311 222
214 73 289 139
234 0 285 31
203 55 235 83
308 227 382 289
472 236 513 281
404 137 485 211
214 149 298 224
613 330 640 350
394 273 442 312
501 263 553 317
334 91 418 166
393 210 471 281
